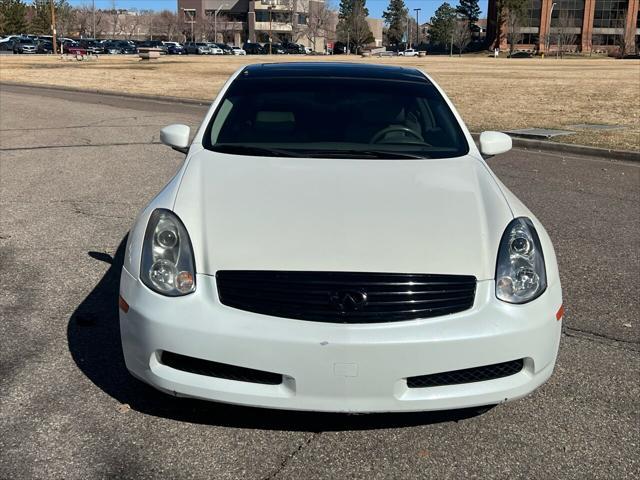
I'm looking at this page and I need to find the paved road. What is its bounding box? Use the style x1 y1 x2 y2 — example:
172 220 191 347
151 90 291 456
1 85 638 480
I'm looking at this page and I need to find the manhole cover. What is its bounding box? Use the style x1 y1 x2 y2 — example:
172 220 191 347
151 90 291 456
567 124 625 131
505 128 575 139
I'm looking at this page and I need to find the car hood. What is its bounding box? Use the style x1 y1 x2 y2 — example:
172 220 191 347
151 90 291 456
173 152 513 280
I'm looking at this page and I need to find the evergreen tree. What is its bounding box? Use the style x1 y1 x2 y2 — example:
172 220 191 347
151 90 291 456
456 0 481 24
336 0 373 53
429 2 457 48
30 0 50 34
0 0 28 35
382 0 407 47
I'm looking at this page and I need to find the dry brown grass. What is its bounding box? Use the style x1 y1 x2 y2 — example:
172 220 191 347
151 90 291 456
1 54 639 151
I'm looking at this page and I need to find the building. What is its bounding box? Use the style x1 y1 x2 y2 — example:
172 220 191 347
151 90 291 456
486 0 639 53
177 0 334 50
366 18 384 48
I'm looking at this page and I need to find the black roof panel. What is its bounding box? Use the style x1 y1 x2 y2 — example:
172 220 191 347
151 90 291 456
241 62 430 83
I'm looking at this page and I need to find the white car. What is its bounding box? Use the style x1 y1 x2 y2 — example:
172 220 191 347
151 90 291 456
207 45 224 55
399 48 419 57
120 63 562 413
231 46 246 55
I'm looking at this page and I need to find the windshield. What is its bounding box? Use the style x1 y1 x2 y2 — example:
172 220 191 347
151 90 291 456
204 75 469 159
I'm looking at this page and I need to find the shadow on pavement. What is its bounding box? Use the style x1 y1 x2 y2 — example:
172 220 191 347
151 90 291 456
68 235 489 432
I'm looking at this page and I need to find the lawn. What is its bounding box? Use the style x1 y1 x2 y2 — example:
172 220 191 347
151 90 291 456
1 54 639 151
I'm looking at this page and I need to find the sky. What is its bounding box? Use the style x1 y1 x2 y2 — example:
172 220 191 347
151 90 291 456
67 0 488 21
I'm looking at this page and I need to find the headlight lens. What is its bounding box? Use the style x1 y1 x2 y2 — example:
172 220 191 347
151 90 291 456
141 209 196 296
496 217 546 303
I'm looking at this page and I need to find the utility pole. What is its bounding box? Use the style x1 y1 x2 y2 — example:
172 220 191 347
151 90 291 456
414 8 421 49
92 0 96 39
214 4 227 43
50 0 58 55
450 29 453 56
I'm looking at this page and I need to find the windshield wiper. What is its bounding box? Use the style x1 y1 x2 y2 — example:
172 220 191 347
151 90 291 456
304 149 428 159
212 144 296 157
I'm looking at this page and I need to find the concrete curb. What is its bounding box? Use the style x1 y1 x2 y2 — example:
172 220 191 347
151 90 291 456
469 133 640 163
2 81 639 162
0 81 212 107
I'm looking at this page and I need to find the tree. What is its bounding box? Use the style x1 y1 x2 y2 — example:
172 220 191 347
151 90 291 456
29 0 73 36
0 0 28 35
555 9 577 58
302 0 334 51
382 0 407 47
151 10 180 41
504 7 522 55
428 2 456 50
456 0 480 24
615 9 629 58
452 19 471 55
336 0 373 53
499 0 527 56
30 0 50 34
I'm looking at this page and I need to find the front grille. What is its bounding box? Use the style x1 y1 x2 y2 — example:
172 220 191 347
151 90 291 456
407 359 524 388
216 271 476 323
161 351 283 385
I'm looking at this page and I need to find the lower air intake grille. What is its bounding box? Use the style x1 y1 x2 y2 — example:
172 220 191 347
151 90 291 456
161 351 283 385
216 270 476 323
407 359 524 388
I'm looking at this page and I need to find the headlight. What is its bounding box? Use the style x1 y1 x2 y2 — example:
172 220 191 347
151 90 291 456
496 217 546 304
140 209 196 296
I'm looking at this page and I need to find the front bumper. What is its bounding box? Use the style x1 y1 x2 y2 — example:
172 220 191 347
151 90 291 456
120 268 562 412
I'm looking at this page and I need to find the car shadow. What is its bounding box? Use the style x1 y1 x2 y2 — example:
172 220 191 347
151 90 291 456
67 235 490 432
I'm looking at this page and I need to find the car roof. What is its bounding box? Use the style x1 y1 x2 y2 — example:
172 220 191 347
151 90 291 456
241 62 429 83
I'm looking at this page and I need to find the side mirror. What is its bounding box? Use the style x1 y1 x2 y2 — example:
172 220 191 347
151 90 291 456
479 131 512 157
160 124 190 154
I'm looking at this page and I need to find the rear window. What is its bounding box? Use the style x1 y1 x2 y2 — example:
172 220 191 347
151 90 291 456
204 76 469 159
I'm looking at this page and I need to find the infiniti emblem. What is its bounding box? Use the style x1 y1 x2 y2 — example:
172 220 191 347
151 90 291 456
328 291 368 312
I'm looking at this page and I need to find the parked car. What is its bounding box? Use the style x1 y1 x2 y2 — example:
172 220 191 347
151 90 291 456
262 42 285 54
13 38 36 54
139 40 168 54
206 43 224 55
185 42 210 55
120 62 563 413
281 42 305 54
398 48 419 57
66 43 88 56
36 40 53 54
166 44 186 55
215 43 234 55
231 46 246 55
0 39 15 52
77 39 102 55
102 40 136 54
243 42 265 54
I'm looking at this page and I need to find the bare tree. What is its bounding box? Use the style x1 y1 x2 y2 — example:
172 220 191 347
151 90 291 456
120 9 142 39
109 1 119 38
74 4 93 37
452 19 471 55
152 10 180 41
615 9 629 58
556 10 577 58
302 0 334 51
504 8 522 56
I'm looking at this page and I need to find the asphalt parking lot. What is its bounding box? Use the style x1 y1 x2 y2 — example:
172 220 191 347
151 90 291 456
1 84 638 479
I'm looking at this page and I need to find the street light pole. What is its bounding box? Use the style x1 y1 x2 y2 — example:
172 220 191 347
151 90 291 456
414 8 421 49
214 5 226 43
50 0 57 55
183 9 195 41
269 6 273 54
549 2 557 59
